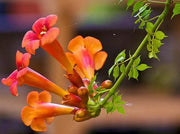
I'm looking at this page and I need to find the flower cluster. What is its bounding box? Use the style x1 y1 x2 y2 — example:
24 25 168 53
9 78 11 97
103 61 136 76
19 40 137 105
1 14 112 132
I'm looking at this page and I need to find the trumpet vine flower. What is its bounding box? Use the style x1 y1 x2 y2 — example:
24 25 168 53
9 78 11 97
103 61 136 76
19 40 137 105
1 51 31 96
22 14 74 74
21 91 78 131
22 14 84 87
67 36 108 80
1 14 112 132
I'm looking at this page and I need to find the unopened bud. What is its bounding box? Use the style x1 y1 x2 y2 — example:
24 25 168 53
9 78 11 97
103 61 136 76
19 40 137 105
101 80 113 89
74 109 91 122
77 87 88 96
77 87 88 105
68 85 78 95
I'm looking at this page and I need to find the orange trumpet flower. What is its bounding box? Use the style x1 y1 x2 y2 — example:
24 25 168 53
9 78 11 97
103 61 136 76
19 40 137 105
21 91 78 131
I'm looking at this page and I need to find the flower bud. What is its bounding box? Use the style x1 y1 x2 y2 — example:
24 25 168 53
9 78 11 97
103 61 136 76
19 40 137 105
77 87 88 106
73 109 91 122
67 85 78 95
101 80 113 89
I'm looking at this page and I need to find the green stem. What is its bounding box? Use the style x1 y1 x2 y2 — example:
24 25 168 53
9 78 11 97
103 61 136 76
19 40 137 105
99 0 172 107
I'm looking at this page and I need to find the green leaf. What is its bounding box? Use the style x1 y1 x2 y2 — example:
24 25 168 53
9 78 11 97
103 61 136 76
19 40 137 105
132 68 139 79
120 64 126 74
113 65 120 81
128 66 133 79
148 52 159 60
127 0 135 10
113 95 122 104
138 21 145 29
136 64 151 71
145 22 154 34
147 43 152 51
172 3 180 19
104 101 113 114
155 31 167 40
152 39 163 48
141 8 151 20
132 1 144 15
134 57 141 66
108 65 115 77
134 3 149 17
116 101 126 105
115 50 126 64
117 106 125 115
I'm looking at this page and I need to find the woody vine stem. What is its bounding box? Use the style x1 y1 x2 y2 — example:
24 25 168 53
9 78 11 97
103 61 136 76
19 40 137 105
98 0 172 110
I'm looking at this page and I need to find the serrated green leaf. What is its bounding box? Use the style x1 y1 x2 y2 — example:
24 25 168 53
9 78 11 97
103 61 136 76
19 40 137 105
111 106 116 113
136 64 151 71
120 64 126 74
115 50 126 64
148 52 159 59
113 65 120 81
132 68 139 79
152 39 163 48
134 3 149 17
134 57 141 66
141 8 151 20
113 95 122 104
117 106 125 114
127 0 135 10
172 3 180 19
145 22 154 34
108 65 115 77
132 1 144 15
116 101 126 105
147 43 152 51
104 101 113 114
155 31 167 40
138 21 145 29
128 66 133 79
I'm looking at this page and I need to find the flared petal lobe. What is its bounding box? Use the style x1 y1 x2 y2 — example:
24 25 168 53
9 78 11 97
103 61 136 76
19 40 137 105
67 35 107 80
21 91 77 131
22 14 59 55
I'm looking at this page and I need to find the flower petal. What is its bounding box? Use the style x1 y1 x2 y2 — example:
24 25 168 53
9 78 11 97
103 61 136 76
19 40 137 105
16 51 31 70
16 51 23 70
10 81 18 96
66 52 76 67
25 40 40 55
40 27 59 46
17 68 69 97
94 51 107 70
21 106 36 126
27 91 39 107
39 91 51 103
22 30 39 48
68 35 84 52
41 39 73 73
32 18 46 35
45 117 54 125
22 53 31 68
45 14 58 28
30 118 47 132
84 36 102 55
1 70 18 96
